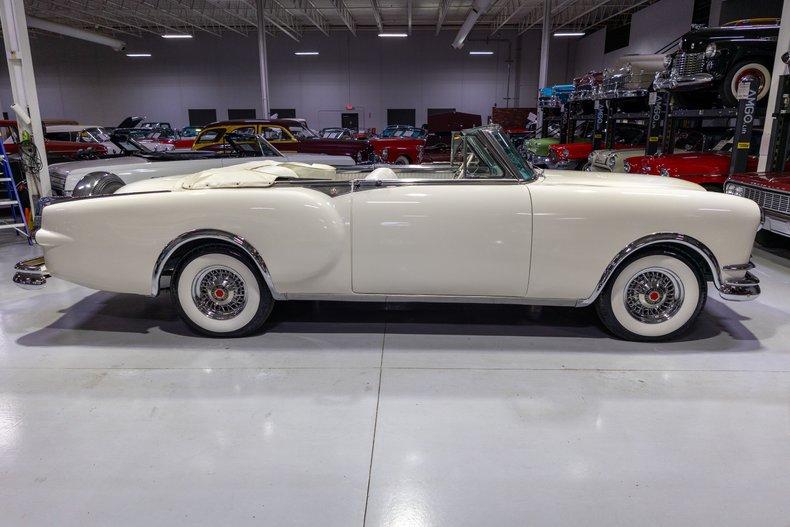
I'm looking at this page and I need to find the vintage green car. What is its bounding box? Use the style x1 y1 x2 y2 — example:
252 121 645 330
522 136 560 167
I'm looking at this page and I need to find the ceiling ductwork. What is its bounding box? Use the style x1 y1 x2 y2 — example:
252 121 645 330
27 17 126 51
452 0 494 49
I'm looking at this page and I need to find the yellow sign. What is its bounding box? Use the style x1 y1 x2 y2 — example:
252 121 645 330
736 142 750 149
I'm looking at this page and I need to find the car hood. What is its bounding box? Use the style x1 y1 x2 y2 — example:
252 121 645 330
591 148 646 166
728 171 790 192
539 169 704 192
681 24 778 52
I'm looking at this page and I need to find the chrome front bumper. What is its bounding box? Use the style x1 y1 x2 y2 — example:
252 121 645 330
13 256 49 289
546 158 578 170
718 262 760 302
653 73 714 91
526 153 550 167
761 211 790 238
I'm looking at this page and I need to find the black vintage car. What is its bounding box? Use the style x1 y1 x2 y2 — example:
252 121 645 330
654 19 779 107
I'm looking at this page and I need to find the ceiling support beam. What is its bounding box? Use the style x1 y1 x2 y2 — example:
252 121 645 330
435 0 451 35
327 0 356 35
513 0 579 35
244 0 301 41
291 0 330 36
576 0 652 32
369 0 383 33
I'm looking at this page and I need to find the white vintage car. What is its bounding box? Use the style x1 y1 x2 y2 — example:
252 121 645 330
48 135 355 196
14 127 761 342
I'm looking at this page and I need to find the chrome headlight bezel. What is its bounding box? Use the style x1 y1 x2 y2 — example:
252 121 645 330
724 183 745 197
623 161 631 173
606 154 617 169
663 54 673 68
705 42 717 58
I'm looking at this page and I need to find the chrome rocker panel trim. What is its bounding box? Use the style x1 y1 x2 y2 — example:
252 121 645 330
576 232 760 307
13 256 50 290
151 229 283 300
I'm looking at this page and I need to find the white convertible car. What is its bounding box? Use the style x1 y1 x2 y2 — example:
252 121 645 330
48 134 355 197
14 127 761 342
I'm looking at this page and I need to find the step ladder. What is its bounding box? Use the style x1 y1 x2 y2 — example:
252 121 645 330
0 138 32 243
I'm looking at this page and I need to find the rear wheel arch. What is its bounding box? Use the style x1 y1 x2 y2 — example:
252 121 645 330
152 230 278 298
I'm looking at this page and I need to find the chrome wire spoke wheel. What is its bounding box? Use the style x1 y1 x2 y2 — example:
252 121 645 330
623 267 684 324
191 265 248 320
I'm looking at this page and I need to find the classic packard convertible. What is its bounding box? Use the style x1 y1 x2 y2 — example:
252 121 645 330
14 127 761 342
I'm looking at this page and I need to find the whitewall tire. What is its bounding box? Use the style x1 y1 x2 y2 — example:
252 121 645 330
595 251 706 341
394 155 410 165
171 246 274 337
723 61 771 106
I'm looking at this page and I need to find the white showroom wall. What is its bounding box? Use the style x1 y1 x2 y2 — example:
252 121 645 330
570 0 695 76
0 28 573 131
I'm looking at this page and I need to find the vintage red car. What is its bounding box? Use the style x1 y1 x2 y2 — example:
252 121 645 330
370 126 425 164
725 171 790 238
547 123 645 170
193 119 375 163
141 128 196 150
1 120 108 162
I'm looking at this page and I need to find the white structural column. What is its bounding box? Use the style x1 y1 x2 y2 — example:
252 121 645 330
757 0 790 171
0 0 50 200
256 0 271 119
537 0 551 128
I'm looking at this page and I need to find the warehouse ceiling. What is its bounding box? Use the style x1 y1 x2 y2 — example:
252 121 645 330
25 0 658 41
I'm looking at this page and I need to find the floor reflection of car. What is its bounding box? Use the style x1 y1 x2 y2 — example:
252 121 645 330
193 119 375 163
48 133 357 197
20 126 761 343
44 124 122 155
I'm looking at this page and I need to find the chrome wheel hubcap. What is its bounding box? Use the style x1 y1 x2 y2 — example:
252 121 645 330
624 267 684 324
191 265 247 320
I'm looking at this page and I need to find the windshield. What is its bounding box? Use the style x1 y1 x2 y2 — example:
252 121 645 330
288 125 317 139
488 129 535 180
225 133 283 157
84 127 111 142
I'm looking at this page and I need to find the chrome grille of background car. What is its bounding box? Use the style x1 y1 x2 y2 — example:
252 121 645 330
49 170 66 196
743 186 790 216
672 52 705 77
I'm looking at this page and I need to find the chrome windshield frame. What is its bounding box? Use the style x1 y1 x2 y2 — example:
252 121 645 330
459 125 538 182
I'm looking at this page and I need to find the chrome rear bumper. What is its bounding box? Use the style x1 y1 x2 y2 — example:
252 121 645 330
13 256 49 289
718 262 759 301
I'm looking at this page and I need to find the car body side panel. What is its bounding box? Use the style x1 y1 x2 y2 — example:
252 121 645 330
527 173 760 300
37 188 352 296
351 184 532 297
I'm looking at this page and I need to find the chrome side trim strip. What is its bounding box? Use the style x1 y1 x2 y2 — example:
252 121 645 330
576 232 759 307
151 229 283 299
723 262 755 271
284 292 578 307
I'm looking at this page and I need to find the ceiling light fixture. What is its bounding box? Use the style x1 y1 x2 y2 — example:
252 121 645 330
126 53 152 57
553 32 585 37
294 51 319 55
378 33 408 38
469 51 494 55
162 34 193 39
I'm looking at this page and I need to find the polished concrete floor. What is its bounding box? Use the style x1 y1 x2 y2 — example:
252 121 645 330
1 232 789 526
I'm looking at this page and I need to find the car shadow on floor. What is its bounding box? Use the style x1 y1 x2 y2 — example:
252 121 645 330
15 289 763 351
